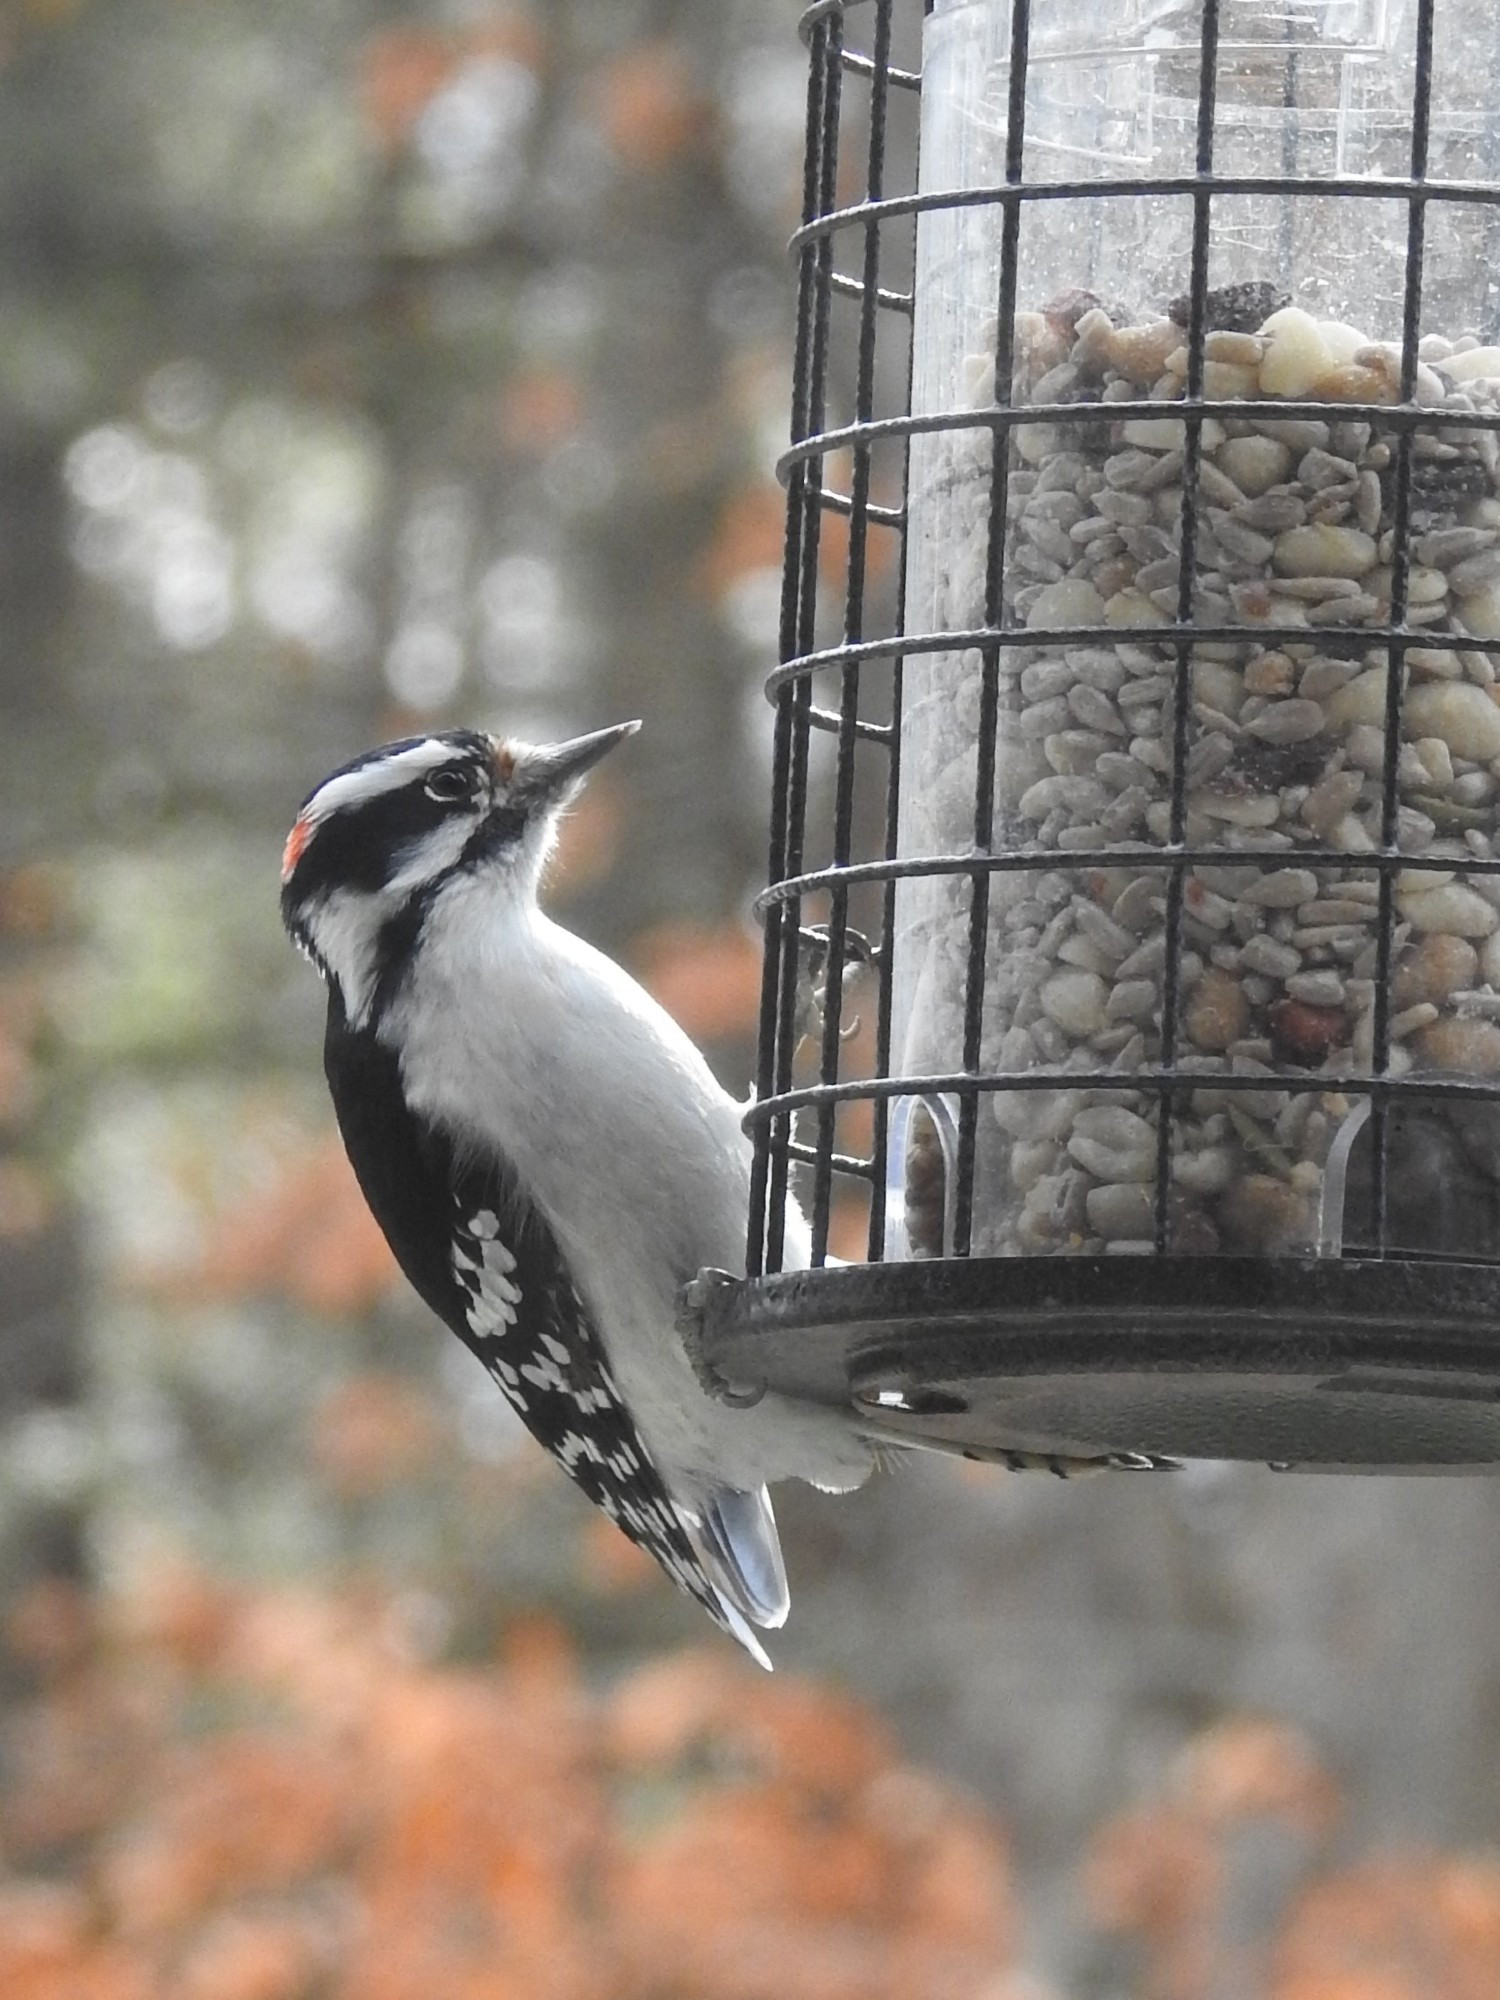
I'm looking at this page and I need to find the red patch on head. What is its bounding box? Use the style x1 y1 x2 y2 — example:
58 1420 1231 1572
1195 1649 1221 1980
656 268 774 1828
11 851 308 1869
493 742 517 784
281 815 314 882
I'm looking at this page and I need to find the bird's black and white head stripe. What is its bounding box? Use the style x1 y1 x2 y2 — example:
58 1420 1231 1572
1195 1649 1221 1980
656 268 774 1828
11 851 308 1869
280 723 637 1030
282 732 497 904
280 732 499 1026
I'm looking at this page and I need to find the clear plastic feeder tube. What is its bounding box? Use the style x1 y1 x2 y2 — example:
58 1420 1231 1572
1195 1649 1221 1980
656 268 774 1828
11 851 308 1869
892 0 1500 1261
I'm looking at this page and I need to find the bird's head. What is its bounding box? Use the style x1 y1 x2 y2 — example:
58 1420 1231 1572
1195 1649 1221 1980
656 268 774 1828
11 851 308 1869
281 721 639 1025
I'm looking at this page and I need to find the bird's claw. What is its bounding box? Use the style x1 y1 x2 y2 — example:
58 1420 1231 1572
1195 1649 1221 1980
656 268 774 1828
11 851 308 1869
676 1269 767 1410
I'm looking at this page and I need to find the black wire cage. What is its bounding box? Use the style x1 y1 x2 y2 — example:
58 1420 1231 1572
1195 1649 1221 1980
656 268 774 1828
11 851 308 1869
690 0 1500 1470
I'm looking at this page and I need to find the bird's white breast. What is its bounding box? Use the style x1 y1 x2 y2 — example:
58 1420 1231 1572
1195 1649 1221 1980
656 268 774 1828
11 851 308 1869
384 873 872 1494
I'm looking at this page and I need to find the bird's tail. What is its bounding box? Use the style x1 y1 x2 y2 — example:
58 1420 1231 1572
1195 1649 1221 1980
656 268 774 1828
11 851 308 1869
679 1482 788 1670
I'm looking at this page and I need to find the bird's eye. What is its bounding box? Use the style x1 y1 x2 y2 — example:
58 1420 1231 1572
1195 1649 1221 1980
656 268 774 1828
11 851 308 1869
424 768 475 805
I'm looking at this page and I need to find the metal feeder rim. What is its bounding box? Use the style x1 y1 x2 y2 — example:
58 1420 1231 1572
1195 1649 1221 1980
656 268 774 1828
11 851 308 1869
690 1257 1500 1472
787 172 1500 254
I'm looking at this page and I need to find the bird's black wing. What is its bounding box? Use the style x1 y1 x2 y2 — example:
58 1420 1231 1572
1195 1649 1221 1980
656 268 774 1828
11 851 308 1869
321 1004 756 1652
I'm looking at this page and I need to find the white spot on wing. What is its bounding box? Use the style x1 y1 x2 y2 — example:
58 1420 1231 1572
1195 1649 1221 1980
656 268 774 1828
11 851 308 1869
520 1355 567 1394
454 1216 522 1338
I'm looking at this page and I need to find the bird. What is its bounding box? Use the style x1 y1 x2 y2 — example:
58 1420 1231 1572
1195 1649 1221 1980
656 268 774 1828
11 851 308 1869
280 721 876 1666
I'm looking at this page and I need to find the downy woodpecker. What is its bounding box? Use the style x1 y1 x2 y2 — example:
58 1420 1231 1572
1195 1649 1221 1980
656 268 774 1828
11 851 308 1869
280 723 875 1666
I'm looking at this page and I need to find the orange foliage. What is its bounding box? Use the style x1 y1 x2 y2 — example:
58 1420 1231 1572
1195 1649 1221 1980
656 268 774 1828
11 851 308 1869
12 1565 1500 1999
632 919 764 1042
0 1882 151 2000
1084 1802 1221 2000
0 862 65 938
311 1373 442 1497
115 1557 237 1672
104 1735 349 1937
139 1135 398 1317
1275 1855 1500 2000
0 1570 1025 2000
826 1192 871 1263
5 1578 95 1679
577 1512 658 1596
173 1914 323 2000
604 1648 742 1766
637 410 721 496
498 366 585 455
0 1022 39 1125
1 1625 168 1862
359 15 544 152
1085 1718 1348 2000
696 485 785 601
693 469 904 620
0 1157 54 1239
817 502 904 595
359 29 457 148
606 1652 1013 2000
0 971 44 1125
549 778 625 897
1175 1717 1340 1839
825 1008 880 1158
589 42 711 171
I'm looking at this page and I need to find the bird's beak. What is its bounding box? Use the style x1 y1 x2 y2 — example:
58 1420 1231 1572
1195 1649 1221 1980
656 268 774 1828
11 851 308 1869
502 721 641 810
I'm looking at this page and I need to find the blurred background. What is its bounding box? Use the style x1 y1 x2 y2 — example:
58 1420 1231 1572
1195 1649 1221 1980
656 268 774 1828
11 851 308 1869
6 3 1500 1997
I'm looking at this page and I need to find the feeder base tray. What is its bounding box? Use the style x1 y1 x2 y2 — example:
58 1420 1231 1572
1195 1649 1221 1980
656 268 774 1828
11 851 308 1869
688 1257 1500 1472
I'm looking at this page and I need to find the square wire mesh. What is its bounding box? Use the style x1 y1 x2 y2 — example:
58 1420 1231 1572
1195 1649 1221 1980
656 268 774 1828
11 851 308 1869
748 0 1500 1280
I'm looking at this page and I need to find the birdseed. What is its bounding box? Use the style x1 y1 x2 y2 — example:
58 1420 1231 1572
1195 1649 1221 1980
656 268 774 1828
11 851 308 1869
896 293 1500 1259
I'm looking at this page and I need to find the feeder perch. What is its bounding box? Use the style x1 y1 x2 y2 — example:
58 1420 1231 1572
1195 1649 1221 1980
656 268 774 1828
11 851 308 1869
688 0 1500 1470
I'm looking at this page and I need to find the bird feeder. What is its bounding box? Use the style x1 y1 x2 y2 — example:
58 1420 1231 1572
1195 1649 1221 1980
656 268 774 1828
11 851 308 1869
690 0 1500 1470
